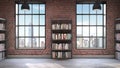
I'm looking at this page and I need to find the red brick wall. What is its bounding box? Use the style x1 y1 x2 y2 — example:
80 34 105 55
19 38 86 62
0 0 120 56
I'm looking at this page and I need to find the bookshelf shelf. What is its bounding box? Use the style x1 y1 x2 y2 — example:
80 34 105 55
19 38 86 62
52 30 71 33
52 40 71 43
0 18 6 61
115 18 120 60
51 20 72 59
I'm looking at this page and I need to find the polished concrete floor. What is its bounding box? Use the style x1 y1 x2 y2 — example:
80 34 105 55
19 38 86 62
0 58 120 68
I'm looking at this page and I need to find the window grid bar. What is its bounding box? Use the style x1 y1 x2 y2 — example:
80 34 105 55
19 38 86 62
89 4 90 48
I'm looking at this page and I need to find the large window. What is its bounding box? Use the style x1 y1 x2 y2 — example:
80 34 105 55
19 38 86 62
16 4 45 49
76 3 106 49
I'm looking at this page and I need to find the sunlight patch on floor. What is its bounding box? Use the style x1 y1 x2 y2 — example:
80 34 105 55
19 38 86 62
26 63 65 68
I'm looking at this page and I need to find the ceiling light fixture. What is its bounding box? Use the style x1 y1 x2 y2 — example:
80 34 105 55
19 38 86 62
21 0 30 10
93 0 101 10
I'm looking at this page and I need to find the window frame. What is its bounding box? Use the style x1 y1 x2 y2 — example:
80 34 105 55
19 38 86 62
15 3 46 49
76 3 106 49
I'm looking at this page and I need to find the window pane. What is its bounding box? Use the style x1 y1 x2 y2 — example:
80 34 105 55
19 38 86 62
77 4 82 14
33 15 39 25
16 15 18 25
104 38 106 48
40 38 45 49
90 37 100 48
19 15 24 25
33 4 39 14
40 4 45 14
77 15 82 25
40 27 45 36
32 38 38 47
104 27 106 37
104 4 106 14
77 38 83 48
90 4 96 14
16 38 18 48
104 15 106 25
19 27 24 36
90 26 96 36
97 38 103 48
83 38 89 48
77 27 82 36
83 15 89 25
97 27 103 36
16 4 18 14
83 26 89 36
33 38 39 48
97 15 103 25
25 38 32 48
90 15 96 25
33 27 39 36
25 15 32 25
19 38 25 48
40 15 45 25
83 4 89 14
16 27 18 36
25 27 32 36
90 37 95 48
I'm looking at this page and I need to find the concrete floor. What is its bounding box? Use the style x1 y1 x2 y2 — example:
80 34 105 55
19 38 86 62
0 58 120 68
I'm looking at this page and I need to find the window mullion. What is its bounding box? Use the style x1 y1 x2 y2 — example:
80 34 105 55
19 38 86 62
89 4 90 48
38 22 40 48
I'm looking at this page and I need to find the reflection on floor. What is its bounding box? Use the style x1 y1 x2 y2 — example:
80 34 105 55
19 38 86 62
0 58 120 68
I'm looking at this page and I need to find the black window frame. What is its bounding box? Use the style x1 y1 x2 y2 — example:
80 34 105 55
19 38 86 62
76 3 106 49
15 3 46 49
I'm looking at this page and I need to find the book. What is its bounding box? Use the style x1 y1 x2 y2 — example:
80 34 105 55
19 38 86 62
52 52 56 58
116 52 120 60
116 24 120 30
116 43 120 51
116 34 120 40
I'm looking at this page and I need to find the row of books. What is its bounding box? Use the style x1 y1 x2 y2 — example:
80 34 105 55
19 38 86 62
116 24 120 30
52 43 71 50
116 52 120 60
116 43 120 51
0 34 5 41
52 24 71 30
52 33 71 40
0 24 5 30
52 52 71 59
0 44 5 51
0 51 5 60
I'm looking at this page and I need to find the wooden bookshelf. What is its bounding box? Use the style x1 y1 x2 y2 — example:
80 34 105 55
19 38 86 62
51 20 72 59
115 18 120 60
0 18 6 61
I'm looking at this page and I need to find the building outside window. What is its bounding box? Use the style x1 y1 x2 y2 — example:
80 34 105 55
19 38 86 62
16 4 45 49
76 3 106 49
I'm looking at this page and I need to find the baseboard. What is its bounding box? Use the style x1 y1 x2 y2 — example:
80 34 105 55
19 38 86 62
73 55 115 59
7 55 115 59
7 55 51 59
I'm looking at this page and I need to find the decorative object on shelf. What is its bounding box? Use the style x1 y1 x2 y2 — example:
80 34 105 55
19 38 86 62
93 0 101 10
115 18 120 60
51 20 72 59
0 18 6 61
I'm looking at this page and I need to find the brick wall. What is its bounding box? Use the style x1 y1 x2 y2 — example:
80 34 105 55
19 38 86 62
0 0 120 57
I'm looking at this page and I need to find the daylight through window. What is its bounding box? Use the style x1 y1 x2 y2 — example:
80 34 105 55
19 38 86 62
76 3 106 49
16 4 46 49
